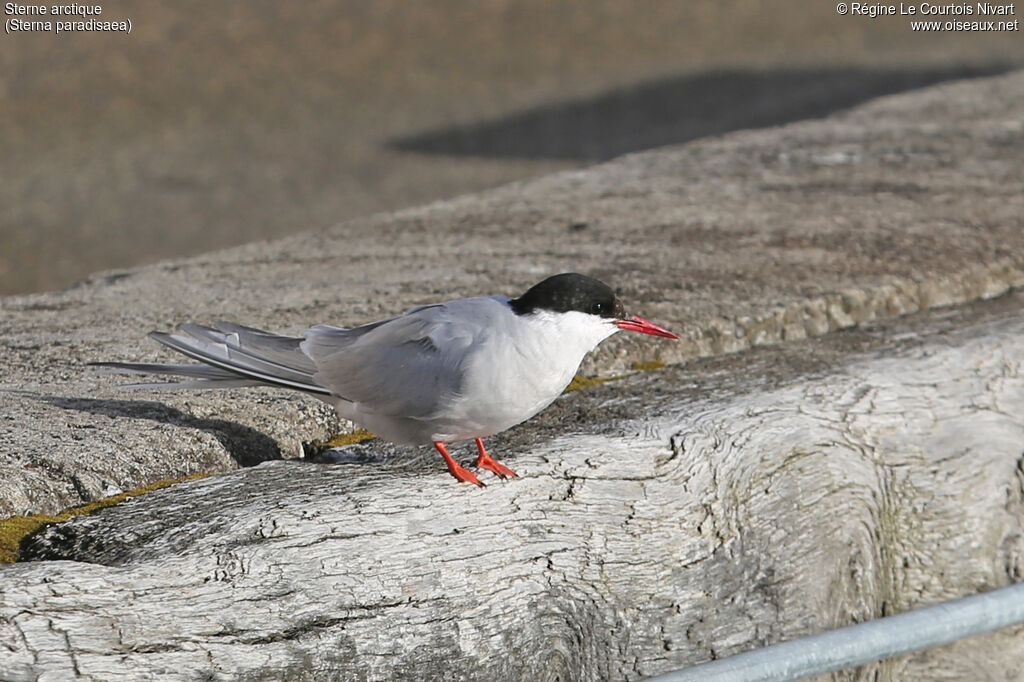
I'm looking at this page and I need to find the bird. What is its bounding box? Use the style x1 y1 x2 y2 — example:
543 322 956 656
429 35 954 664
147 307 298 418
96 273 678 487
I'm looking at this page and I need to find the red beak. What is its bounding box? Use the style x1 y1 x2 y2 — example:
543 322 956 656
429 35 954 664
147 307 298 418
614 314 679 339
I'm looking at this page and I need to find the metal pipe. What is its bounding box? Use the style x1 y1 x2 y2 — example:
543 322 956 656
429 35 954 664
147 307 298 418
646 582 1024 682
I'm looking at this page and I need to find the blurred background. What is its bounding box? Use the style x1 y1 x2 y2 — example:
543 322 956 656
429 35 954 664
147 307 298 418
1 0 1020 295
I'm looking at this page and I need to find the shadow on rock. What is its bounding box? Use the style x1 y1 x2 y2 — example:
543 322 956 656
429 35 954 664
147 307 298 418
388 63 1014 161
40 396 281 467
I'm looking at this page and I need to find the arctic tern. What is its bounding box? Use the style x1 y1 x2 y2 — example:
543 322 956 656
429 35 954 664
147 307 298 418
98 273 678 487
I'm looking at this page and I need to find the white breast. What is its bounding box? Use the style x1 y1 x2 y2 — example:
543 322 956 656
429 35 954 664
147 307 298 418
429 305 619 441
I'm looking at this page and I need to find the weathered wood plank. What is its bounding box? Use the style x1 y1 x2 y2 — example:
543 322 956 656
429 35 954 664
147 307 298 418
3 296 1024 680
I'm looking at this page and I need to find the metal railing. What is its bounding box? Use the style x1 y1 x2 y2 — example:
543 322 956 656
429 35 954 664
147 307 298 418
646 583 1024 682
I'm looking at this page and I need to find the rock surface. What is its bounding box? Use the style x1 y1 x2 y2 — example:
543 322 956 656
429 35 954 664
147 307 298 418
3 291 1024 681
2 71 1023 518
5 0 1020 296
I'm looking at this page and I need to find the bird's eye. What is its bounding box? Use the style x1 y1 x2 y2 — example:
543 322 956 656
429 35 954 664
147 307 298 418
592 302 606 315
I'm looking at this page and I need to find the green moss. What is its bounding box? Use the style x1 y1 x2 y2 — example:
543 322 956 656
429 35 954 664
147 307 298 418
0 473 208 564
631 359 666 371
564 374 619 393
0 515 60 564
323 429 377 447
565 358 670 394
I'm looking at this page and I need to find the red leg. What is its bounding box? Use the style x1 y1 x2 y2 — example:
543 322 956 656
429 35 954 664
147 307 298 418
434 442 484 487
474 438 517 479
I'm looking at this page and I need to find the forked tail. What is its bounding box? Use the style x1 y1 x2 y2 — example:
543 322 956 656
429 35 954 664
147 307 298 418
93 322 331 395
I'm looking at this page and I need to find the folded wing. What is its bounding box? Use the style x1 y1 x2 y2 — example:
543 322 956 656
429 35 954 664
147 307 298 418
302 304 477 419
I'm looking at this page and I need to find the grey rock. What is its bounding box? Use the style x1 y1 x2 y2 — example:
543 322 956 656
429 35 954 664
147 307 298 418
2 71 1023 517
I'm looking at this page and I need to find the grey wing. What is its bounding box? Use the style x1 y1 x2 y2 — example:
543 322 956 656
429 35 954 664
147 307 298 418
301 306 476 419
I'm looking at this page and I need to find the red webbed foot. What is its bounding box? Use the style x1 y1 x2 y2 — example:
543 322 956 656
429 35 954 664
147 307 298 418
474 438 518 479
434 442 484 487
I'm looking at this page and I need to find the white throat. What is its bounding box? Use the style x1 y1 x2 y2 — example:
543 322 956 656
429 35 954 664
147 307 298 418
527 309 620 356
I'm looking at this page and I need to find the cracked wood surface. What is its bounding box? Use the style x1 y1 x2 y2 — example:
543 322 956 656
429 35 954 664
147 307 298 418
3 294 1024 681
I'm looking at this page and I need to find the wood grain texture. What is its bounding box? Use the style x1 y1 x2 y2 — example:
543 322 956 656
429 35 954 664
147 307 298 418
3 298 1024 681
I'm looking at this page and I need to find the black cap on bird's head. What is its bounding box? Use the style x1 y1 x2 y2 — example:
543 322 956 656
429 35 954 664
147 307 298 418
510 273 678 339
